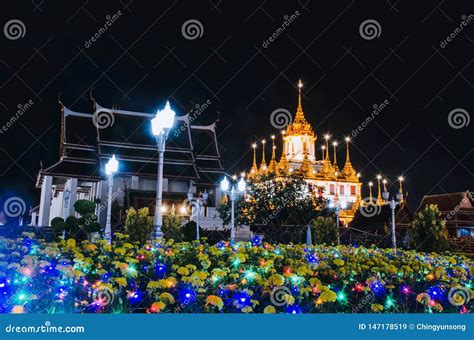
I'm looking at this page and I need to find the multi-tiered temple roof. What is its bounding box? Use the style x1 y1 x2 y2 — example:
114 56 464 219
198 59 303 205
36 99 224 187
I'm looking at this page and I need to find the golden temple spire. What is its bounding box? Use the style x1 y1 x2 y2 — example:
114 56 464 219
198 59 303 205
332 141 340 174
398 176 405 203
320 134 334 178
277 130 289 175
321 145 326 160
249 143 258 179
298 141 314 178
342 137 357 180
376 174 383 205
259 139 267 174
268 135 278 173
297 79 303 113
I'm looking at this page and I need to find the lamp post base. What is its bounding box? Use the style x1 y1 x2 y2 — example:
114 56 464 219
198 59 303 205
152 226 164 241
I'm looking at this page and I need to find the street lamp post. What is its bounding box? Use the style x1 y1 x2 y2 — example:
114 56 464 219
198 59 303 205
151 101 176 241
382 179 404 253
104 154 119 245
334 171 340 245
220 175 246 244
187 188 209 240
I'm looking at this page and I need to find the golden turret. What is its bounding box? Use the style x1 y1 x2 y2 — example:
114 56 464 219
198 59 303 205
277 131 289 175
258 139 267 175
248 143 258 180
320 134 335 178
332 141 340 177
341 137 357 181
298 143 314 178
398 176 405 204
285 80 315 138
368 181 374 204
267 135 278 173
376 175 383 205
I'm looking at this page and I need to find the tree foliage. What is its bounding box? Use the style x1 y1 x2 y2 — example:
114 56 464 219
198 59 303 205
409 204 449 252
218 174 326 227
312 216 338 245
51 199 100 240
124 207 154 245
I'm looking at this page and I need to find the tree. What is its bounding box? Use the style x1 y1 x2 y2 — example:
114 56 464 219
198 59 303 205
50 200 100 240
218 173 326 227
409 204 449 252
312 216 338 245
124 207 153 245
162 213 184 241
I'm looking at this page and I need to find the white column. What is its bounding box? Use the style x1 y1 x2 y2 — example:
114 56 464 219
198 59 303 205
97 180 108 227
131 176 139 190
65 178 78 217
38 175 52 226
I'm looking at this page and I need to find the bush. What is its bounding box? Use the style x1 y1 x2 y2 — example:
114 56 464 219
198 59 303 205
312 216 338 245
124 207 153 245
162 214 184 241
409 204 449 252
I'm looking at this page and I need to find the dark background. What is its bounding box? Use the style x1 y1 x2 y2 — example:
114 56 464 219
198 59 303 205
0 0 472 212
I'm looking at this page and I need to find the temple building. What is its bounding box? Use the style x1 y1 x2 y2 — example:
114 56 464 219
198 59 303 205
417 191 474 237
32 98 226 227
247 81 362 225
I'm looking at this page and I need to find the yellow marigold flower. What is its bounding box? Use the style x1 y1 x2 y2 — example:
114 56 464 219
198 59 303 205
283 294 295 306
206 295 223 310
114 248 126 256
177 267 189 276
159 292 175 304
66 239 76 248
11 305 25 314
319 289 337 303
85 244 98 252
268 274 285 286
150 301 166 313
241 306 253 313
333 259 345 266
263 305 276 314
114 277 127 287
416 293 431 305
371 304 384 312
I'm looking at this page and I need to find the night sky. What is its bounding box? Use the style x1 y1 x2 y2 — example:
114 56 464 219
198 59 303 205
0 0 472 212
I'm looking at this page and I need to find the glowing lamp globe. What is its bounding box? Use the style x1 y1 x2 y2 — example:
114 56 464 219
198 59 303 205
151 101 176 136
105 154 119 176
220 177 230 191
237 177 246 192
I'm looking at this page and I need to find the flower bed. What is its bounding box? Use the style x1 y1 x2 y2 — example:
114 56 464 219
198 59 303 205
0 233 472 313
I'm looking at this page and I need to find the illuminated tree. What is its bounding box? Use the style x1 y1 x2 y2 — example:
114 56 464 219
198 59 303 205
218 174 326 227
